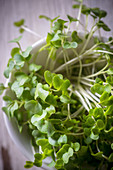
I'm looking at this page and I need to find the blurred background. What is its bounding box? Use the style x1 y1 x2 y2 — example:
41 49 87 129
0 0 113 170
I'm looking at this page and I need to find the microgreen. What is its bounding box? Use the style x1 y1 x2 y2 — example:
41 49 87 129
1 0 113 170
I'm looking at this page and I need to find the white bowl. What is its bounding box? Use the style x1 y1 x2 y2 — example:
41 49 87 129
3 37 56 170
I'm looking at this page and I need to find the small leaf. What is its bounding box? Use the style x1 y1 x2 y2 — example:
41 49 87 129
90 131 99 140
67 15 78 22
24 161 33 168
22 46 32 58
73 142 80 152
15 72 29 86
91 152 103 160
9 36 22 43
60 95 70 104
14 19 25 27
62 147 73 164
63 41 78 49
29 64 42 72
11 47 20 57
36 139 51 151
35 83 49 101
48 137 58 146
53 75 63 90
31 110 47 124
24 100 42 115
39 15 51 21
14 54 25 67
109 153 113 162
10 101 18 117
46 105 55 115
11 81 24 98
96 119 105 130
107 68 113 75
0 83 6 95
44 70 54 87
58 135 67 144
111 143 113 150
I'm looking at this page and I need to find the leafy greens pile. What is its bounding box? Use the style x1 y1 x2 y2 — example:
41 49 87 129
1 0 113 169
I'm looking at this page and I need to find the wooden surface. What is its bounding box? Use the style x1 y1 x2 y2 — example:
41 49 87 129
0 0 113 170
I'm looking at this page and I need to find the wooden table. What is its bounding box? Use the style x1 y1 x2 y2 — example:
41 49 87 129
0 0 113 169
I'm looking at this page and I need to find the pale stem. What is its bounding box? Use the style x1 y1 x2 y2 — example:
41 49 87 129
21 25 42 38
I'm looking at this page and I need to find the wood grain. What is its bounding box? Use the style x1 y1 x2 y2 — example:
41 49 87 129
0 0 113 169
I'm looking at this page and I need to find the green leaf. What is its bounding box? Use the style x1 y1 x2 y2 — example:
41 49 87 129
107 68 113 75
0 83 6 95
53 75 63 90
100 91 109 104
22 46 32 58
61 79 70 92
73 142 80 152
19 28 24 33
71 31 83 43
44 70 54 87
67 15 78 22
45 105 55 115
90 131 99 140
24 100 42 115
11 47 20 57
10 101 18 117
109 153 113 162
34 153 43 161
24 161 33 168
29 64 42 72
96 119 105 130
93 108 104 119
106 76 113 86
86 117 95 127
14 54 25 67
11 81 24 98
91 152 103 160
35 83 49 101
111 143 113 150
46 94 57 106
104 105 113 116
9 36 22 43
31 110 47 124
55 159 64 169
91 83 104 95
15 72 29 86
4 67 10 78
39 15 51 21
14 19 25 27
72 4 80 9
97 20 111 31
84 137 92 145
91 8 107 19
48 137 58 146
62 147 73 164
63 41 78 49
35 120 55 136
57 144 70 158
58 135 67 145
36 139 51 151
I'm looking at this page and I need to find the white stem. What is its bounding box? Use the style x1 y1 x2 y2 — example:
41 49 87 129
21 25 42 38
74 90 89 112
86 89 100 103
71 106 84 118
80 80 92 87
76 1 83 30
93 50 113 55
